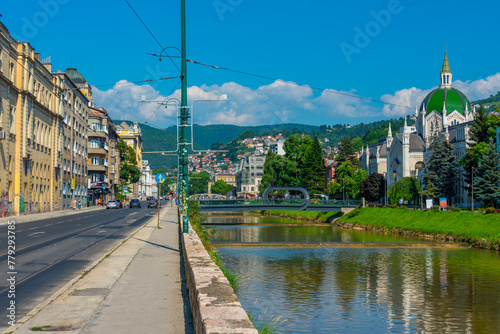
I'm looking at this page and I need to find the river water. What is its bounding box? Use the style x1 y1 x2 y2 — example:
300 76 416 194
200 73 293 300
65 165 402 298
205 215 500 334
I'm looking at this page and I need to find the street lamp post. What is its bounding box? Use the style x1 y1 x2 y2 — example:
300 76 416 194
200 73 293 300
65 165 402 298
415 162 425 210
471 166 475 212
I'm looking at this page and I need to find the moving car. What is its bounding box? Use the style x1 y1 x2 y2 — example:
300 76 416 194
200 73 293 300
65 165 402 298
148 197 158 209
106 200 119 209
130 199 141 208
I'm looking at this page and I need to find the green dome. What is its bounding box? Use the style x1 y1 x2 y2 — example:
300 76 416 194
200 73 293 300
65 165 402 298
65 67 87 84
420 87 471 114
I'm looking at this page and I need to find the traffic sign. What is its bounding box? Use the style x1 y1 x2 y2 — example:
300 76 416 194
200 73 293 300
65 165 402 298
155 173 166 184
124 186 129 191
71 178 75 190
102 186 106 190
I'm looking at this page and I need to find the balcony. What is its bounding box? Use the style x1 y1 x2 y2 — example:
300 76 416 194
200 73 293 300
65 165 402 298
88 147 107 155
88 164 108 172
89 131 107 139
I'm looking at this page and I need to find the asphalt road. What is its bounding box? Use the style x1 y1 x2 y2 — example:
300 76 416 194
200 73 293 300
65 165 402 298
0 202 163 332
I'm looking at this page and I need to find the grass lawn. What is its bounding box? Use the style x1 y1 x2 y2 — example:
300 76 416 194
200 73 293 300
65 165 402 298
337 207 500 248
264 210 339 223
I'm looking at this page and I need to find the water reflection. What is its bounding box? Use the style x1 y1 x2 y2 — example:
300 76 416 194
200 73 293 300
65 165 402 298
209 219 500 333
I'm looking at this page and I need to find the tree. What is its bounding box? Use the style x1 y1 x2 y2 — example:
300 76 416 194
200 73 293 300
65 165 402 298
190 171 211 194
152 168 166 175
302 136 326 194
388 177 421 205
469 105 490 144
474 140 500 208
334 161 367 200
424 136 458 203
211 180 234 195
336 134 358 165
259 150 276 194
359 173 385 202
119 164 141 184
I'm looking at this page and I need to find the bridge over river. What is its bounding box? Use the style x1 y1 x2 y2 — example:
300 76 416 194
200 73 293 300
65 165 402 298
194 187 361 212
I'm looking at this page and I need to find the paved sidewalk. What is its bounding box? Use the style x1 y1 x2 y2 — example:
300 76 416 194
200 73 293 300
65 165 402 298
0 205 105 225
9 206 194 334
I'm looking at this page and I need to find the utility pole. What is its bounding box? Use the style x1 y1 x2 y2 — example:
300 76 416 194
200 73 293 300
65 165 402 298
180 0 189 233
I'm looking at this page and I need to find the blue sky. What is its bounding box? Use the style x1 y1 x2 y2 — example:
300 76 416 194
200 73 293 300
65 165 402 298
2 0 500 127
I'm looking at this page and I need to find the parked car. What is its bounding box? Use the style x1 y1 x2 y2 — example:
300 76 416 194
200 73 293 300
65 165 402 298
130 199 141 208
116 199 123 208
106 200 119 209
148 197 158 209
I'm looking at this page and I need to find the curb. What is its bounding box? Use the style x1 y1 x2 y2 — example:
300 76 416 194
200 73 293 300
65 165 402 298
3 206 170 334
0 206 105 226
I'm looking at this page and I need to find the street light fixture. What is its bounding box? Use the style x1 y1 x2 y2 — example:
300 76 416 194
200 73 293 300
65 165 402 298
415 162 425 210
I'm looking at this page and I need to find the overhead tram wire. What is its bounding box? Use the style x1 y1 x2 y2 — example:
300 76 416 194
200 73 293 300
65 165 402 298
123 0 180 73
143 78 182 124
187 59 414 111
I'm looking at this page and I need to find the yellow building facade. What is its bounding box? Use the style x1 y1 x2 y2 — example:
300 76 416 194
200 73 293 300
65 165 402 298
0 22 64 215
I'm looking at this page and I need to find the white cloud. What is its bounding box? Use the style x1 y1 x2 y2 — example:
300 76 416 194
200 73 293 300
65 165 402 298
381 87 430 117
380 73 500 118
93 73 500 127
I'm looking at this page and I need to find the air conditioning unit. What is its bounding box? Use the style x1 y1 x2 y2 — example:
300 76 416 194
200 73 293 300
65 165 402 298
0 131 5 139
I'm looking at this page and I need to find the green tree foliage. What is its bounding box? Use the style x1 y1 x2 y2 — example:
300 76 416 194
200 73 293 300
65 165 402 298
119 164 141 184
388 177 421 205
302 136 326 194
359 173 385 202
328 161 367 200
152 168 166 175
235 129 258 142
469 105 491 144
461 108 500 196
336 134 358 165
190 171 211 194
474 140 500 208
118 138 141 184
424 136 458 202
211 180 234 195
259 150 276 194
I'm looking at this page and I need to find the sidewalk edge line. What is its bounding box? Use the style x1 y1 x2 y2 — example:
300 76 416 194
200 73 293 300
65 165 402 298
4 206 169 334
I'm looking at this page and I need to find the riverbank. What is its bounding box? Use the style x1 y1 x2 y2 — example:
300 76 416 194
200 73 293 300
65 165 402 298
336 207 500 250
262 210 339 222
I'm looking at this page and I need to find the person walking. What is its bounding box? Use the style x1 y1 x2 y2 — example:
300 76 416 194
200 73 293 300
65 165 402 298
78 199 81 210
73 199 77 210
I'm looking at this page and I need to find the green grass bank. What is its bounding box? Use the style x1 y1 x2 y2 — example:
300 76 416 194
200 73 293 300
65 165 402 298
336 207 500 250
263 210 340 223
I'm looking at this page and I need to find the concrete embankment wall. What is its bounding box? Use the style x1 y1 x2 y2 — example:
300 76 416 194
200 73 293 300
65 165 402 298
181 222 258 334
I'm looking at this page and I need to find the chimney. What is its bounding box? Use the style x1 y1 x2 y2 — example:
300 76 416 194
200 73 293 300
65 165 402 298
35 52 40 61
43 63 52 72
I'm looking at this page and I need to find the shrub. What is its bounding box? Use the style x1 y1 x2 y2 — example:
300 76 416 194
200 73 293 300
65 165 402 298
431 205 440 211
485 207 496 214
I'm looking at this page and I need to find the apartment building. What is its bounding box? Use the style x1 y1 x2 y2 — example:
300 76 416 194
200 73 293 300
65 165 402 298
53 71 89 209
236 156 265 196
87 106 120 203
0 21 64 215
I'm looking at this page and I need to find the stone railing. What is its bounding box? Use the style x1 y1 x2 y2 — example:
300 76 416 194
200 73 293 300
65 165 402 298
181 223 258 334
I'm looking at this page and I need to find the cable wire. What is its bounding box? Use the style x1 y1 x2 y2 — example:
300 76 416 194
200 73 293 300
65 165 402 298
187 59 414 110
123 0 180 73
144 79 182 124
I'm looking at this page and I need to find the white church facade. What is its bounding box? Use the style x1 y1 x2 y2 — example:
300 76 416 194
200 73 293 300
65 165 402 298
360 52 475 206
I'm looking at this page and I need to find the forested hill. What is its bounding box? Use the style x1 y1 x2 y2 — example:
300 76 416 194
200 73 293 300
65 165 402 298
116 118 413 169
166 123 319 149
473 92 500 109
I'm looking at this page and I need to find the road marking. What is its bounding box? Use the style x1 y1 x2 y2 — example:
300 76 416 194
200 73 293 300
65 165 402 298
30 227 39 230
28 231 45 237
46 224 52 226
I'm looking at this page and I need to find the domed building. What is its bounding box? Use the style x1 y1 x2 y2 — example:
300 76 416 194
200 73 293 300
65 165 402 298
360 52 475 206
65 67 94 107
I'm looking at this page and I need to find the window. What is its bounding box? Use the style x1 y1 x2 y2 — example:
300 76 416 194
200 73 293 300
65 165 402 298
91 140 100 148
91 157 100 165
